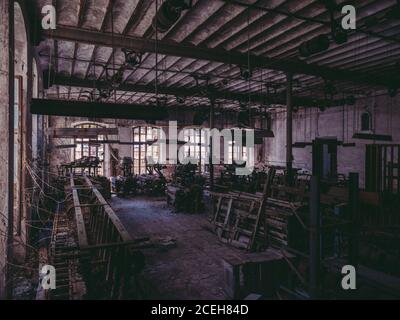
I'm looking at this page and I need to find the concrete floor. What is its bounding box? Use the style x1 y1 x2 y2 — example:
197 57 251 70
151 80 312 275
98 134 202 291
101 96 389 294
110 196 245 300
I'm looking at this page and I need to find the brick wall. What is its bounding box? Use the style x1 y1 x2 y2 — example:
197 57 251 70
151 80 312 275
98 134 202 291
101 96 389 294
0 0 10 299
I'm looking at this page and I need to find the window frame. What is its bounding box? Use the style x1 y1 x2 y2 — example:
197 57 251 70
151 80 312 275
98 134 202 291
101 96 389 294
73 123 105 176
132 126 160 175
181 127 207 173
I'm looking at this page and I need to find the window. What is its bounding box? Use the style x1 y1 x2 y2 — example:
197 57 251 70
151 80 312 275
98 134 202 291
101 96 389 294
361 111 372 131
74 123 105 176
133 126 160 175
14 77 23 233
14 77 22 182
228 140 248 165
182 128 207 172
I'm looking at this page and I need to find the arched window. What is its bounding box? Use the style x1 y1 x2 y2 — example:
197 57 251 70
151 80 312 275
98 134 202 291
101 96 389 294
74 123 105 176
361 111 372 131
132 126 160 175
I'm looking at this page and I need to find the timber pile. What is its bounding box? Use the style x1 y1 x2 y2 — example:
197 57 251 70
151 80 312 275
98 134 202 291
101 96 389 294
264 198 306 249
210 191 306 251
210 168 278 251
211 191 268 251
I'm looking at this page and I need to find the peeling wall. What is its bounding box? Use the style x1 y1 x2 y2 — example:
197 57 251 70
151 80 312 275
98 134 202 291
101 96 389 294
13 0 29 263
0 0 10 300
265 93 400 188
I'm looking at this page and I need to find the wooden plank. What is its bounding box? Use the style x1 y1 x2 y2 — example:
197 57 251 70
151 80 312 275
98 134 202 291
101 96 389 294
84 176 132 242
223 198 234 227
70 176 89 248
213 196 223 223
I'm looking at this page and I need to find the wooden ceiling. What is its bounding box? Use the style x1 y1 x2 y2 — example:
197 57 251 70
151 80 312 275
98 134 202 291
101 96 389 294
33 0 400 110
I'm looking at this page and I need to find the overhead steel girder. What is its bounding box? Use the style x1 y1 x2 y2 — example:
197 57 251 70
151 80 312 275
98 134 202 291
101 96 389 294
42 26 398 88
45 73 354 108
48 127 119 138
31 98 170 120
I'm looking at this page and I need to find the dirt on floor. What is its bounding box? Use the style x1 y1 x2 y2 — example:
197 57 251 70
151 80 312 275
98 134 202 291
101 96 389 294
110 196 245 300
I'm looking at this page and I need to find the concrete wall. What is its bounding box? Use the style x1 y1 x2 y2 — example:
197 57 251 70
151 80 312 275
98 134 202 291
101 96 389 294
265 93 400 188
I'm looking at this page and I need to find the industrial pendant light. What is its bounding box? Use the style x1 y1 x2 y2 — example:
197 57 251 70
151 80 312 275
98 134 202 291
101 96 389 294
152 0 193 33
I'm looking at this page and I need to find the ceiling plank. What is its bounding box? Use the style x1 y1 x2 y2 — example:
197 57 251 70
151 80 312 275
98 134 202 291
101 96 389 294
46 73 353 108
43 26 398 88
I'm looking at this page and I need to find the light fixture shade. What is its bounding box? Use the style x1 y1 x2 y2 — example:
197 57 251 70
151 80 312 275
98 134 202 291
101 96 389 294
299 34 330 57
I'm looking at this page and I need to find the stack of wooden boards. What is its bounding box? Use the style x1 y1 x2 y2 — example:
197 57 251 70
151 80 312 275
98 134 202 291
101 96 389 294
264 198 306 249
211 191 307 252
211 191 268 251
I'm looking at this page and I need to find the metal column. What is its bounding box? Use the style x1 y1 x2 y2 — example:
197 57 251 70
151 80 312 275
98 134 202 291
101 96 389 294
349 172 359 267
209 98 215 191
309 175 321 298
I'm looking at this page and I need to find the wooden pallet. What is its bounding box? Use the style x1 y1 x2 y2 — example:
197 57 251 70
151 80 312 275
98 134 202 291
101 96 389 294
210 168 276 251
211 192 267 251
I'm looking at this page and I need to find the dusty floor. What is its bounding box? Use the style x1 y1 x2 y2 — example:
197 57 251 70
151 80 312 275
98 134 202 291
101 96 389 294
110 196 245 300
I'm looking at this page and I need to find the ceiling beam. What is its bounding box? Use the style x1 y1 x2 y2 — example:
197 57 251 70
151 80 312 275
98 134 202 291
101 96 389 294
31 98 170 120
45 73 354 108
42 26 398 89
49 127 119 138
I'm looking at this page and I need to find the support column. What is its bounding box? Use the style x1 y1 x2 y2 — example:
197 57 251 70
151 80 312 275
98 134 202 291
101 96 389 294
209 98 215 191
349 172 359 267
309 175 321 299
286 72 293 186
